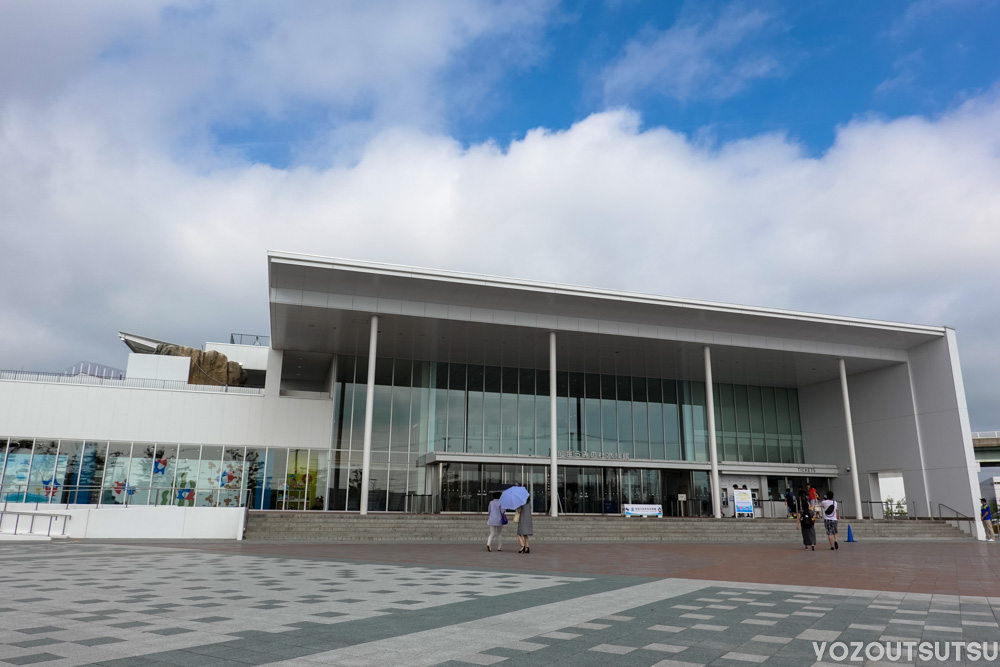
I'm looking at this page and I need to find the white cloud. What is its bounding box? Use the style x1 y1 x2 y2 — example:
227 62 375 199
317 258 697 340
601 5 784 103
1 3 999 429
0 0 555 158
874 50 924 97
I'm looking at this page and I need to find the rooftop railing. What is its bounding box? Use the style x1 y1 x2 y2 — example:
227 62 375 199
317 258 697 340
230 333 270 346
972 431 1000 439
0 369 263 395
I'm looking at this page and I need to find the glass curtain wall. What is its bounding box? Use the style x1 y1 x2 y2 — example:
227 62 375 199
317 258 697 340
0 360 805 511
713 383 804 463
328 356 805 499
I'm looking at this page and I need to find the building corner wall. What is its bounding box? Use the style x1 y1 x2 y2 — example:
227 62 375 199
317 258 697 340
908 330 981 537
799 378 854 509
264 348 283 397
800 362 930 520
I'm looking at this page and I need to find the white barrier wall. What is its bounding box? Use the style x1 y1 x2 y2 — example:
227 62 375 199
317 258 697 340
1 506 245 539
0 380 333 448
125 354 191 381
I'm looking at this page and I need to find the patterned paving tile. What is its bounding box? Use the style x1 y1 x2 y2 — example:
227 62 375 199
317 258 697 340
2 541 998 667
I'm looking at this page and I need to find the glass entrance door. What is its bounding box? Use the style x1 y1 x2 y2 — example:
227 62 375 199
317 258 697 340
526 465 548 514
602 468 620 514
580 467 602 513
621 469 640 505
561 467 603 513
481 464 502 512
459 463 481 512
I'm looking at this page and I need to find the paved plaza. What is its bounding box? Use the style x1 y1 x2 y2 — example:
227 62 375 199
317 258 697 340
0 539 998 666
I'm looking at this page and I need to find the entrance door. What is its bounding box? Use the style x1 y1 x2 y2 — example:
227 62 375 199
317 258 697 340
459 463 480 512
641 470 661 505
561 467 580 513
526 465 548 514
580 467 602 513
602 468 620 514
621 469 640 505
481 464 502 512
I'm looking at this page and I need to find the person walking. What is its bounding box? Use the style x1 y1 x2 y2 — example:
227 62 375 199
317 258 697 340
821 491 839 550
981 498 995 542
796 487 810 517
784 488 796 519
486 491 505 552
516 496 533 553
797 505 817 550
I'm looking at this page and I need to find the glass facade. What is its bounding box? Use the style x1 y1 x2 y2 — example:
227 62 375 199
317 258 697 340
439 462 717 517
0 437 323 511
713 383 804 464
0 355 806 513
327 355 804 511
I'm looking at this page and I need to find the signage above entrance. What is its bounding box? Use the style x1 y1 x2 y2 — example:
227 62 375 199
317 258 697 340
557 450 631 461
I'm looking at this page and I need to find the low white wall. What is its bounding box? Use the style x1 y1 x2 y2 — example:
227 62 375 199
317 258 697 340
126 353 191 381
4 505 245 540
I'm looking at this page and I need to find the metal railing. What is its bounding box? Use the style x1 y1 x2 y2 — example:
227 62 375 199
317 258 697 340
242 488 255 538
937 503 974 522
0 510 71 537
972 431 1000 438
405 494 437 514
860 500 911 520
230 333 270 346
0 369 263 395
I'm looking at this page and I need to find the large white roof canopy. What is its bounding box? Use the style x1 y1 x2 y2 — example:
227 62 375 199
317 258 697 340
267 251 945 387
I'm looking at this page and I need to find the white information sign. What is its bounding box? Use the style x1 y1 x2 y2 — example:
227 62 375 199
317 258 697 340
733 489 754 518
624 504 662 518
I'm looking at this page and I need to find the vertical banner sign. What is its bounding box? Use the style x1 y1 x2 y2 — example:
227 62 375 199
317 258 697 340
734 489 754 518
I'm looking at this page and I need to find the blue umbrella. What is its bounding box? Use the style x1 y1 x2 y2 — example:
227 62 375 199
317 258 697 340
499 485 529 510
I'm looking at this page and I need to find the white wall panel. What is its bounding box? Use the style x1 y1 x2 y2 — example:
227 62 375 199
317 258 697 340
799 378 854 505
0 381 333 450
126 354 190 380
908 332 979 532
803 364 927 514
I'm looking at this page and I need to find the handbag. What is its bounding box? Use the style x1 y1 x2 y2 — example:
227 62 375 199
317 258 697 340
513 511 521 524
501 511 508 525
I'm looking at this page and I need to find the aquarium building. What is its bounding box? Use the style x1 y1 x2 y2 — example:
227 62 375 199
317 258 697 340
0 252 982 537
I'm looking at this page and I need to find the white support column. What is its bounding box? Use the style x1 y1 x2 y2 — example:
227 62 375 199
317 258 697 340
549 331 559 517
359 315 378 515
704 346 721 519
839 358 864 521
324 354 338 511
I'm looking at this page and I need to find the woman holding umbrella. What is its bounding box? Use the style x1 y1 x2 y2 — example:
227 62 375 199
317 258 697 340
516 496 533 553
498 484 532 553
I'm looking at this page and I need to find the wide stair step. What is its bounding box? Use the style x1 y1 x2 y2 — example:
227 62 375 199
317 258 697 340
243 513 973 542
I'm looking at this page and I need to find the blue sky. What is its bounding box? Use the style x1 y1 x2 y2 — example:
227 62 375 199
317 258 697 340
1 0 1000 428
208 1 1000 166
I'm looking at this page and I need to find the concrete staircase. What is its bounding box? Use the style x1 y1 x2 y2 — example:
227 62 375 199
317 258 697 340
243 512 973 542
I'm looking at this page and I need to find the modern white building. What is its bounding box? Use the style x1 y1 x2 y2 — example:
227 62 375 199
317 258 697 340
0 252 984 538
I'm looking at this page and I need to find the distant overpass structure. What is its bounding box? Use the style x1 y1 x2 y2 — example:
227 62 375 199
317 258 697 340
973 432 1000 467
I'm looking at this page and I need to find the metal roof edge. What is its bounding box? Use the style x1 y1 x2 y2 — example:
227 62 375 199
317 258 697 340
266 251 948 338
